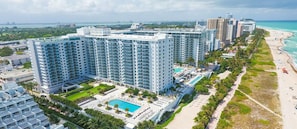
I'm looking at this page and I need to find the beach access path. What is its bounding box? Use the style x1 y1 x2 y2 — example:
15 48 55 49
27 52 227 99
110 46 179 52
166 88 216 129
206 66 246 129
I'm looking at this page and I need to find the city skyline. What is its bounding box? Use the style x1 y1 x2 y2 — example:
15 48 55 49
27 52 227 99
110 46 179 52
0 0 296 23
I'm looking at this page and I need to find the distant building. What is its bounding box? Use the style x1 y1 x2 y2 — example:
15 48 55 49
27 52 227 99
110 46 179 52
4 44 28 51
0 82 51 129
0 59 13 73
214 39 221 50
197 20 207 27
57 24 76 28
226 18 238 42
124 28 211 66
0 41 20 46
130 23 143 31
236 19 256 37
4 54 31 66
0 69 34 83
207 17 229 47
206 29 219 52
225 13 233 19
77 26 111 36
28 27 174 94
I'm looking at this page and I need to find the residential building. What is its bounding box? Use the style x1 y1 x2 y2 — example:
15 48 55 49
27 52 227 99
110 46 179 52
196 20 207 27
0 69 34 83
236 19 256 37
123 28 209 66
4 54 31 66
214 39 221 50
0 82 51 129
130 23 143 31
207 17 229 47
206 29 219 52
9 44 28 51
226 18 238 42
0 59 13 73
28 27 174 94
28 35 91 93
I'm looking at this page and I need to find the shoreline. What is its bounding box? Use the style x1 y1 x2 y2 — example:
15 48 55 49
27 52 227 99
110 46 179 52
277 32 297 73
263 27 297 72
277 45 297 74
264 28 297 129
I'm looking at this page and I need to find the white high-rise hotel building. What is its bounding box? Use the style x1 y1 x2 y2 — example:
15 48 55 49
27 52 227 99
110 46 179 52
28 27 174 94
123 28 218 66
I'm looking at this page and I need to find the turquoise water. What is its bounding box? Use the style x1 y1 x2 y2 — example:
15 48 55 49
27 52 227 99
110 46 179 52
109 99 140 113
189 75 203 86
174 67 183 73
257 21 297 67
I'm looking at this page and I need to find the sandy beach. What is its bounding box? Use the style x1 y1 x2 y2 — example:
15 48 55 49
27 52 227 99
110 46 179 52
265 29 297 129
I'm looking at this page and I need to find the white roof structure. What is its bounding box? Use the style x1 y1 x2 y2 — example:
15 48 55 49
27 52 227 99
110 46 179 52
0 82 50 129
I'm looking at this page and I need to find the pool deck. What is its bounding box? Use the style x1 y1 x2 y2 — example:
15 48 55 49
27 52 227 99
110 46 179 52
108 99 141 113
80 85 175 126
187 75 204 86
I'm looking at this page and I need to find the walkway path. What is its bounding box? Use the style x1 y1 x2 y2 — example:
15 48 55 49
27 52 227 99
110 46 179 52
236 89 282 118
206 66 247 129
166 88 216 129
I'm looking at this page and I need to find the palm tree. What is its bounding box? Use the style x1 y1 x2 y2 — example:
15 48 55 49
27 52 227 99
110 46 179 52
114 104 119 113
137 120 156 129
114 104 119 110
105 101 109 108
125 108 129 114
186 57 195 66
20 82 37 94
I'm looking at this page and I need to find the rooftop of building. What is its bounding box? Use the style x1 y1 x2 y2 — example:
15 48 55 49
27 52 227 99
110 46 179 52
239 18 256 23
0 82 27 102
88 33 170 41
4 54 30 60
0 69 33 78
135 28 205 33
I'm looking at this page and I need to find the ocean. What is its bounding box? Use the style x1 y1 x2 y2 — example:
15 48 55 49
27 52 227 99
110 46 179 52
257 21 297 67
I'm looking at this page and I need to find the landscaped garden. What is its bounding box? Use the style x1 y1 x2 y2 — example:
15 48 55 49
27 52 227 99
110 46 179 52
65 82 115 103
123 88 158 103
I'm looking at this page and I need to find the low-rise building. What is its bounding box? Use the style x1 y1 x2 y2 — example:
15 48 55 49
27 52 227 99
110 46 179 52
4 54 31 66
0 69 34 83
0 59 13 73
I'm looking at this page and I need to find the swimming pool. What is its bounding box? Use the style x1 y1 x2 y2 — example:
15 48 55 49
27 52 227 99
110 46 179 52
189 75 203 86
174 67 184 73
108 99 141 113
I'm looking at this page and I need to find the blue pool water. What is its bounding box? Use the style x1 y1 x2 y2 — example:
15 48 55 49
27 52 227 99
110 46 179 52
189 76 203 86
174 67 184 73
109 99 140 113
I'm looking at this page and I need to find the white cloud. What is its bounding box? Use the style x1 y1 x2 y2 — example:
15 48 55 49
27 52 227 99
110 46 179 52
0 0 214 14
0 0 295 22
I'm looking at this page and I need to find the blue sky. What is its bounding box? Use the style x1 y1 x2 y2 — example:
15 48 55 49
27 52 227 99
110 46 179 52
0 0 296 23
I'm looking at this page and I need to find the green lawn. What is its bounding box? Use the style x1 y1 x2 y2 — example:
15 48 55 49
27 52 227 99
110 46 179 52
16 51 24 55
66 84 115 102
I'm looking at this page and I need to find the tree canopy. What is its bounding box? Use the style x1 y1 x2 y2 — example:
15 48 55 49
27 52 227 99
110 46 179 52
0 47 13 57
